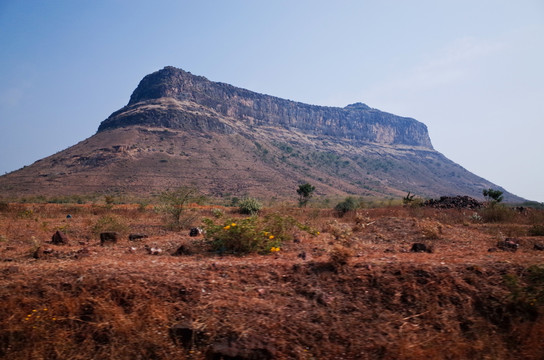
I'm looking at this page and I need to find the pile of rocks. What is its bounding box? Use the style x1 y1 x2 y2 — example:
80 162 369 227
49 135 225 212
424 196 482 209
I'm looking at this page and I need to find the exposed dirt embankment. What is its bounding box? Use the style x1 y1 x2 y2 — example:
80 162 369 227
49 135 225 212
1 257 543 360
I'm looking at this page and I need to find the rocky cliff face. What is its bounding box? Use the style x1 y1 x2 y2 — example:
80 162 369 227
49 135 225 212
98 66 433 148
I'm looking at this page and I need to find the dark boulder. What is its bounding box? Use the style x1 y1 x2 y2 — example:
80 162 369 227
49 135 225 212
169 322 206 348
533 243 544 251
173 245 192 256
128 233 148 241
205 336 275 360
410 243 432 253
33 246 54 259
100 232 119 246
51 230 69 245
189 228 203 237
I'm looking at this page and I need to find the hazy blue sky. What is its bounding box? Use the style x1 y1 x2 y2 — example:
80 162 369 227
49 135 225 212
1 1 543 201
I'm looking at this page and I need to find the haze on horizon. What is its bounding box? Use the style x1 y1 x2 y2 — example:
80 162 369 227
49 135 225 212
1 1 543 202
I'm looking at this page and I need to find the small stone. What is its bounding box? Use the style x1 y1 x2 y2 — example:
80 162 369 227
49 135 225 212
497 238 519 251
128 233 148 241
145 245 162 255
173 245 192 256
410 243 431 253
189 228 202 237
100 232 118 246
51 230 69 245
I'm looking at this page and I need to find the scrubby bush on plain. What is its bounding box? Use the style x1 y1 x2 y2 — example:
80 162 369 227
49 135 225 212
334 197 360 216
159 186 204 229
238 197 263 215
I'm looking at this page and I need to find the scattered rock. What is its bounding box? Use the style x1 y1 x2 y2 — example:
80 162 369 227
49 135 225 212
74 247 91 259
410 243 432 253
189 228 203 237
2 265 19 275
297 251 307 260
497 238 519 251
128 233 148 241
51 230 69 245
169 321 205 348
488 248 498 252
533 243 544 251
33 246 54 259
145 245 162 255
257 288 267 296
100 232 118 246
424 196 482 209
173 245 192 256
205 337 275 360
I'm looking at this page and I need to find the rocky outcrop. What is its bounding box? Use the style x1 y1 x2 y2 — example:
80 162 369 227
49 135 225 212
98 66 433 148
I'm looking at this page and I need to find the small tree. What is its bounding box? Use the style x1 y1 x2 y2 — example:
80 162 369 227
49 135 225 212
483 188 503 203
159 186 202 228
297 183 316 207
402 192 415 205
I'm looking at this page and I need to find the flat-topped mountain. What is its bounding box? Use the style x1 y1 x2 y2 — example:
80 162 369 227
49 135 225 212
0 66 522 202
99 66 432 148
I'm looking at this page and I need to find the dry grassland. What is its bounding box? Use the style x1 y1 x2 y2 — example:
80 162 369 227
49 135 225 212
0 203 543 359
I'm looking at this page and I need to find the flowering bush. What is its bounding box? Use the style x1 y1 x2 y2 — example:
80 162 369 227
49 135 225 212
203 213 317 254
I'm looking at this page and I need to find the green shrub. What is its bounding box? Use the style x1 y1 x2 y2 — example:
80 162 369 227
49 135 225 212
334 197 360 216
238 197 263 215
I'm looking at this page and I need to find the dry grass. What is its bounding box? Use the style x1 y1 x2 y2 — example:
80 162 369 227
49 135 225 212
0 203 543 359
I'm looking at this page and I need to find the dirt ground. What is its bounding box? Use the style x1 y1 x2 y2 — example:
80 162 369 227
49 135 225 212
0 203 543 359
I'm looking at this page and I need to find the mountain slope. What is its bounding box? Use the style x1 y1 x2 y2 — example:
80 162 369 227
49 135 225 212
0 66 522 202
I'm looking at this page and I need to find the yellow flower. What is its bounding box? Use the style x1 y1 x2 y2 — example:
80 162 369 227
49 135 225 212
263 231 269 236
231 223 237 227
316 231 320 235
269 235 274 240
223 225 231 230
